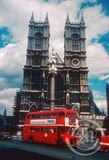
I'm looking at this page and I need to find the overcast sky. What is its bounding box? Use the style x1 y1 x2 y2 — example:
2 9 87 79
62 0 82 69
0 0 109 115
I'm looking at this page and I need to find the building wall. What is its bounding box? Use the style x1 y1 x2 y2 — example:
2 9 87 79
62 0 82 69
14 13 92 125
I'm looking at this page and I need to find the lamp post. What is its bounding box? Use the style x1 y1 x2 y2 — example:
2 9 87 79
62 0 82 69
49 49 57 110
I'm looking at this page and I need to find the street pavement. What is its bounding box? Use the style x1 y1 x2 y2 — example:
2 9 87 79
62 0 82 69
0 148 60 160
0 140 108 160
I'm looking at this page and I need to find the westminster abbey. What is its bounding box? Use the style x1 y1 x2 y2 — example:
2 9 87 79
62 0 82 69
14 13 97 124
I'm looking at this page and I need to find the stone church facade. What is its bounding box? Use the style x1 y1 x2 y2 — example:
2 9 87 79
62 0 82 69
14 13 92 125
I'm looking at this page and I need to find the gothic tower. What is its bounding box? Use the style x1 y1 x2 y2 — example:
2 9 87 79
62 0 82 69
27 12 49 66
17 13 50 123
64 13 90 114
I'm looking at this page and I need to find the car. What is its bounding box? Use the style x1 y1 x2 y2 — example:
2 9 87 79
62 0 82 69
11 135 18 140
0 132 12 140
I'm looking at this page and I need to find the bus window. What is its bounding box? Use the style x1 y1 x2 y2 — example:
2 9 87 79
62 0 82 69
41 114 44 118
35 128 41 132
50 113 57 118
43 128 49 133
54 113 57 117
30 128 35 132
47 114 50 118
34 114 38 118
66 113 71 117
27 115 31 118
58 112 65 117
49 128 56 133
66 127 70 134
42 114 48 118
37 114 41 118
32 114 36 119
60 127 65 133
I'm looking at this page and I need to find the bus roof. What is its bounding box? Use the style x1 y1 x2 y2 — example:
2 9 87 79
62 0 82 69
26 109 76 116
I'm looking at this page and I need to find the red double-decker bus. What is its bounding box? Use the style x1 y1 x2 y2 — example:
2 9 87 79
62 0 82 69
22 109 78 145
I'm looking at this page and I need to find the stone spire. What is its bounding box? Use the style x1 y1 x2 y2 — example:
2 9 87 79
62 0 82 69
3 108 6 117
45 12 49 23
66 13 70 24
30 12 35 23
80 12 85 25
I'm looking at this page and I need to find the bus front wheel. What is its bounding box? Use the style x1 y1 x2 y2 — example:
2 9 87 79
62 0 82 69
28 136 33 143
57 138 63 145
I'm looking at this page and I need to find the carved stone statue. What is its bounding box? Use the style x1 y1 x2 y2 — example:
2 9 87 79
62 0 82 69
49 48 57 75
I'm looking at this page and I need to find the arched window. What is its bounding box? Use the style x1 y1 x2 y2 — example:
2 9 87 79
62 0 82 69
71 33 80 51
34 32 42 49
32 55 40 65
29 103 39 112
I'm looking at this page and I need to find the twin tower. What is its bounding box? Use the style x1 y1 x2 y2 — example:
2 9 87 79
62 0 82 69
15 13 91 124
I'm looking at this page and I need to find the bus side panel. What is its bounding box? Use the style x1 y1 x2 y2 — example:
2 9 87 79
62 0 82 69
34 129 44 143
22 126 30 141
56 118 65 125
46 127 57 145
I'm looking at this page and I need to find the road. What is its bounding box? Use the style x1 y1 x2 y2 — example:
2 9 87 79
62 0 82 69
0 140 108 160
